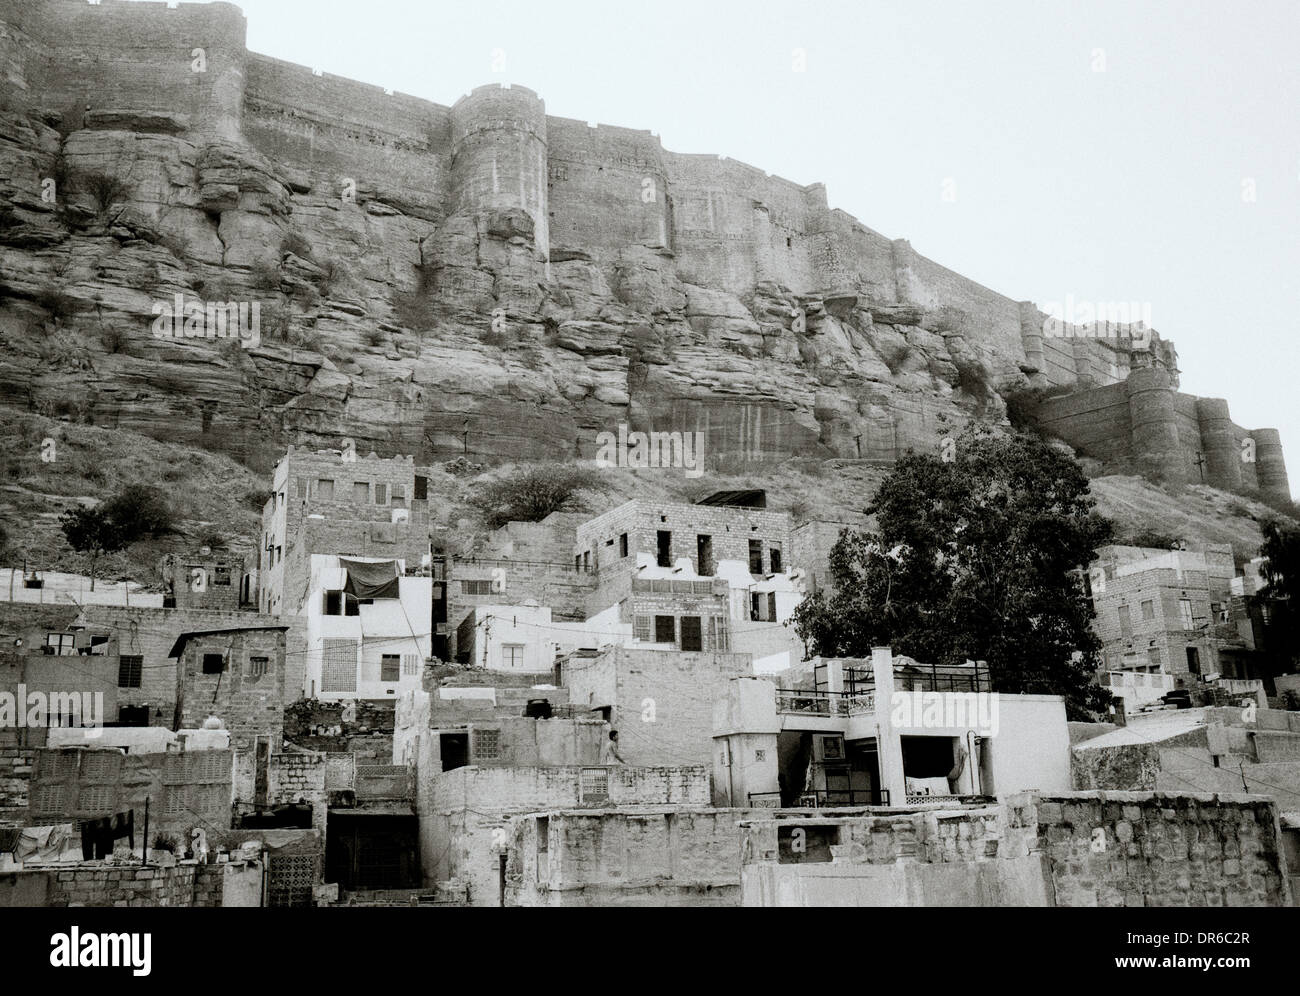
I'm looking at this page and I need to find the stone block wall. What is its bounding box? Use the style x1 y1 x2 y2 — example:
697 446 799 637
0 747 35 821
737 791 1290 907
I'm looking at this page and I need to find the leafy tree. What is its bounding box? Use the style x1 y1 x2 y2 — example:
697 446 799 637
58 486 173 590
102 485 173 541
1259 518 1300 668
59 505 126 591
470 464 604 531
791 426 1115 718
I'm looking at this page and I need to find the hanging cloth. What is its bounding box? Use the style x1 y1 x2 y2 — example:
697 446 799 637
339 558 400 599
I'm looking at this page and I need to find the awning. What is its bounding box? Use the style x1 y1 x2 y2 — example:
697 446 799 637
340 558 400 600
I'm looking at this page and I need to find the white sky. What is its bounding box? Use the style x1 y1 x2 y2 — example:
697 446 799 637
231 0 1297 492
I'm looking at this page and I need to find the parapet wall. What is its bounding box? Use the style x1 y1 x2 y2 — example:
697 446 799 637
738 791 1291 906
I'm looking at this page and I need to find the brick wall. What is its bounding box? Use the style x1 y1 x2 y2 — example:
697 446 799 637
178 628 287 752
564 646 753 788
0 858 255 907
0 747 36 821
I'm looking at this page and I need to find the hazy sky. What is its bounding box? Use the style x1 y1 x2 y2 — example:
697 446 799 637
233 0 1297 492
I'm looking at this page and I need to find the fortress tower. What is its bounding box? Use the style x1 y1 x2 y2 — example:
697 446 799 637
1195 398 1242 492
1126 366 1185 484
1253 428 1291 504
449 84 549 260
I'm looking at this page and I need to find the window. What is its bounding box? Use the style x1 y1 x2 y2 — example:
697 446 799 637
213 566 231 586
375 483 388 505
1147 647 1162 667
201 653 225 674
317 479 335 500
248 656 269 678
1141 599 1154 621
380 654 401 682
680 616 702 652
1178 599 1195 630
118 655 143 689
461 580 494 595
634 616 652 642
580 767 609 803
44 633 76 656
78 785 114 814
657 530 672 568
414 475 428 501
770 544 783 574
324 590 343 615
352 481 370 504
502 644 524 669
402 653 420 676
118 705 148 726
84 635 109 656
1118 604 1132 637
710 616 730 652
654 615 676 644
391 483 407 508
473 728 500 761
749 539 764 574
755 749 767 762
619 533 628 558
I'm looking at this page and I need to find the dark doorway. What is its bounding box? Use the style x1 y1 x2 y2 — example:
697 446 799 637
326 814 418 891
117 705 148 726
440 732 469 771
680 616 702 652
657 530 672 567
654 615 676 644
697 535 713 575
748 539 763 574
1186 646 1201 674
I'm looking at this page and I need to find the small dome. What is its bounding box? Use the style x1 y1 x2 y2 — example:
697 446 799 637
202 714 225 730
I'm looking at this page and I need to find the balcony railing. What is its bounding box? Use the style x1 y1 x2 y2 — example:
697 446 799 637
747 789 890 808
775 690 876 717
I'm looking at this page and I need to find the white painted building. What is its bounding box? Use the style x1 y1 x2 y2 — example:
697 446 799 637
302 555 430 700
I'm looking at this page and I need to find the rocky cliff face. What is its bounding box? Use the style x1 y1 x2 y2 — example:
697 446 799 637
0 107 1003 474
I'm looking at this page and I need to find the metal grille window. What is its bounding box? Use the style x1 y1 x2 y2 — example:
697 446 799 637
375 483 388 505
248 656 269 678
634 616 651 642
402 653 419 676
77 785 114 814
380 654 401 682
322 639 358 693
710 616 730 652
81 753 120 781
473 728 501 761
580 767 609 803
118 654 143 688
461 580 494 595
33 784 68 817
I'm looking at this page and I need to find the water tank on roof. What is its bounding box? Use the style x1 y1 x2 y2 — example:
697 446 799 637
524 699 552 719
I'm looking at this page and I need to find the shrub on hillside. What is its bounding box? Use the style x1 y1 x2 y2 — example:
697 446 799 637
469 464 605 530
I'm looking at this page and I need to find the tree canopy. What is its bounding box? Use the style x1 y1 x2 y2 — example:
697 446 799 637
790 426 1114 718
